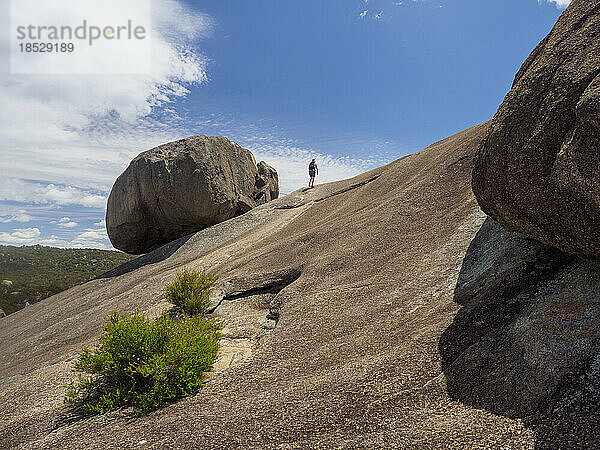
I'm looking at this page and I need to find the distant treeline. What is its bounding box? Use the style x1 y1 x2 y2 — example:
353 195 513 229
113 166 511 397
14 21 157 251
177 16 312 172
0 245 135 316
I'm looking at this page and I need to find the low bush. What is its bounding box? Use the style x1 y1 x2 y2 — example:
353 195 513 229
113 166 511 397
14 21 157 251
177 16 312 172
65 310 222 415
164 269 218 316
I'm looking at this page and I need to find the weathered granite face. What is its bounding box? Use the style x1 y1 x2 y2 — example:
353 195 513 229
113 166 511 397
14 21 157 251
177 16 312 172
255 161 279 204
106 135 278 254
472 0 600 259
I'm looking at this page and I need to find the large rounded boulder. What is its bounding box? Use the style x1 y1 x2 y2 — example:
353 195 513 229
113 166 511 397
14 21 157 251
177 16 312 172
106 135 279 254
472 0 600 259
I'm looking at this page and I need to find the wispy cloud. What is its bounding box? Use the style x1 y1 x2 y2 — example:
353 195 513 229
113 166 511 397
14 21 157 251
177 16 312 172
0 228 43 246
249 142 386 195
0 179 107 208
0 0 212 201
54 217 79 228
0 227 70 247
0 209 33 223
1 0 396 250
0 225 110 248
70 228 111 249
538 0 571 9
0 0 213 249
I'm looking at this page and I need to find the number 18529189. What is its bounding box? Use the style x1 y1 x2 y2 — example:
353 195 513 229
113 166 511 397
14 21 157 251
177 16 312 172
19 42 74 52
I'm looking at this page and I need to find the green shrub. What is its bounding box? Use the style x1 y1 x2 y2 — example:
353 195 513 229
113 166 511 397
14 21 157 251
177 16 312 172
65 310 222 415
165 269 218 316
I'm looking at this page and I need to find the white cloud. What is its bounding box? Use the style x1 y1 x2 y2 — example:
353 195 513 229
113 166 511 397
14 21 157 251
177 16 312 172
0 0 396 249
55 217 79 228
0 209 33 223
0 179 107 208
0 228 41 243
0 225 110 249
250 142 386 194
539 0 571 8
0 0 212 207
0 227 63 246
70 228 110 249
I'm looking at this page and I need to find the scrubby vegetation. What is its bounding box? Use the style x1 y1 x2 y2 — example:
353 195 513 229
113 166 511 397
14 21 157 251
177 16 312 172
0 245 134 315
65 269 221 415
165 269 218 316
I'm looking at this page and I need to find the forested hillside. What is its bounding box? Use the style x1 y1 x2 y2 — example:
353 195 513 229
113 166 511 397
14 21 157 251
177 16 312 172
0 245 134 315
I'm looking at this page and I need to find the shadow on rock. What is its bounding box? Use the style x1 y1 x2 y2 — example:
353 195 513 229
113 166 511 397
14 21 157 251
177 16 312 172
97 233 193 279
440 218 600 447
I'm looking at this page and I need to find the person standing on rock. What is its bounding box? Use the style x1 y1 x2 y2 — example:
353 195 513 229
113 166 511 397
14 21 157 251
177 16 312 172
308 159 318 188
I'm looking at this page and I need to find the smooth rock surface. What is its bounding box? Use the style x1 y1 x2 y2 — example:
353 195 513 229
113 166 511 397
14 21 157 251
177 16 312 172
106 135 279 254
472 0 600 259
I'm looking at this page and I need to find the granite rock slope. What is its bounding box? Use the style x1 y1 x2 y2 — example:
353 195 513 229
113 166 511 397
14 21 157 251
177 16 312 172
3 122 600 447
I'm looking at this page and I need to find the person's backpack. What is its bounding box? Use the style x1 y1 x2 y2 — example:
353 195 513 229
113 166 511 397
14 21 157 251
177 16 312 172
309 161 315 171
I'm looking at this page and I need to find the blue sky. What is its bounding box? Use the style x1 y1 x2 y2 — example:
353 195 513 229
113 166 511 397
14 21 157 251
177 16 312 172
0 0 568 249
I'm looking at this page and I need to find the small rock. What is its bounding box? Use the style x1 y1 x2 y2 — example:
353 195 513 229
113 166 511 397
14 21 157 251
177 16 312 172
208 289 225 313
259 317 277 330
